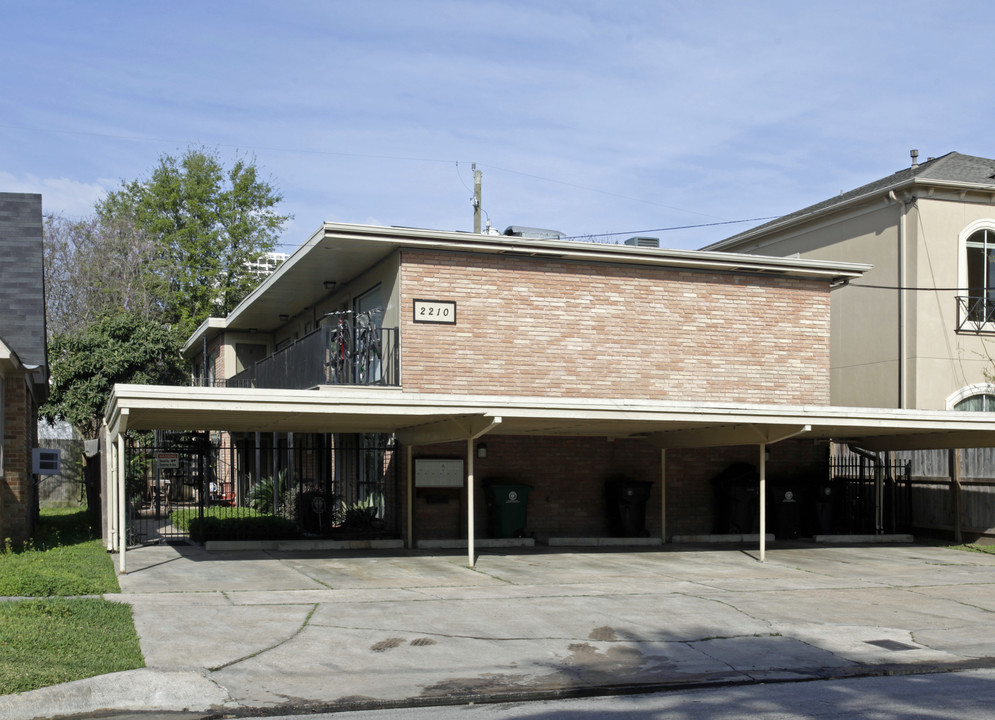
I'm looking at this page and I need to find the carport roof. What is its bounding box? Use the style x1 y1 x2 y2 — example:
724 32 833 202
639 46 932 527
106 384 995 452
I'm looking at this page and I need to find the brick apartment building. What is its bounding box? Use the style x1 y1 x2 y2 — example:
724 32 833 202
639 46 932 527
104 222 995 570
0 193 48 544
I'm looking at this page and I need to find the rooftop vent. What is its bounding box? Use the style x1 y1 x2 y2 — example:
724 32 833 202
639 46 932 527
503 225 564 240
624 236 660 248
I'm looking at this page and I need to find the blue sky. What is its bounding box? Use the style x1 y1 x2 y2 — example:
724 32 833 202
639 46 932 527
2 1 993 251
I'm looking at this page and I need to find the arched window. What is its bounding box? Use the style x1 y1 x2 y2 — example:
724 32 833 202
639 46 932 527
949 385 995 411
965 228 995 322
955 394 995 411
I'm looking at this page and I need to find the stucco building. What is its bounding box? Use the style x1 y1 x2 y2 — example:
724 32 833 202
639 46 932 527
706 151 995 412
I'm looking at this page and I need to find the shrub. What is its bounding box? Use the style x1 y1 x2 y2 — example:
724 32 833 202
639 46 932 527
171 506 299 542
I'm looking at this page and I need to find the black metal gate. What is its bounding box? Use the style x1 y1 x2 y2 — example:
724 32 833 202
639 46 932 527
126 430 399 545
828 454 913 534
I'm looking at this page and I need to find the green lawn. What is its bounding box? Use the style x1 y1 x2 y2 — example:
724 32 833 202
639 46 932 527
949 542 995 556
0 507 144 695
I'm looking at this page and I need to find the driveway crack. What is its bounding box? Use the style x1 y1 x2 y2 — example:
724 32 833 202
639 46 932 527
208 603 318 672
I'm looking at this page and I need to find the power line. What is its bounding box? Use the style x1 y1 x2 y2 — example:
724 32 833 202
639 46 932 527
559 216 778 240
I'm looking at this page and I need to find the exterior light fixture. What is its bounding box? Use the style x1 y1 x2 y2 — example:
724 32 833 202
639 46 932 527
476 443 487 459
323 280 336 290
279 314 289 322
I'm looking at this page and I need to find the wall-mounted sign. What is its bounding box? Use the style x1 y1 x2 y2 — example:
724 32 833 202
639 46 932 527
415 458 464 487
413 299 456 324
156 452 180 470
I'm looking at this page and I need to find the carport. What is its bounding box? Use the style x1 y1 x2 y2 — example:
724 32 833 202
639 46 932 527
104 384 995 572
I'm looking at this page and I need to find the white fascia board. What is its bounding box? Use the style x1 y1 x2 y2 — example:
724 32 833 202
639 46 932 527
221 225 329 326
104 385 995 449
181 317 229 356
0 337 25 377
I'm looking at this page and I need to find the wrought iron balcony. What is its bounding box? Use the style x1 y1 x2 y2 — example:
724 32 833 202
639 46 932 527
223 325 400 390
956 294 995 333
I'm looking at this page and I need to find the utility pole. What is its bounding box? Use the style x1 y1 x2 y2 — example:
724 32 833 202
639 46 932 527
473 163 482 233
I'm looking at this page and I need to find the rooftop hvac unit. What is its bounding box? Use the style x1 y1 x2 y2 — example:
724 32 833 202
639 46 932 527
624 236 660 248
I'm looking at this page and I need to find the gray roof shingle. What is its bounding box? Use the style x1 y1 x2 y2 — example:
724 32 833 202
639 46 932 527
0 193 47 373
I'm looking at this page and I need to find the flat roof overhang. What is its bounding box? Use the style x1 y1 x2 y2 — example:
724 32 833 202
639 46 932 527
106 384 995 452
182 222 870 354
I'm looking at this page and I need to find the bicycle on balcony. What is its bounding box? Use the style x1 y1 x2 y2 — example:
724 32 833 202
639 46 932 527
326 310 354 384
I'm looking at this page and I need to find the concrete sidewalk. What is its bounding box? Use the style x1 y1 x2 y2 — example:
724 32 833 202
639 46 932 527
4 541 995 718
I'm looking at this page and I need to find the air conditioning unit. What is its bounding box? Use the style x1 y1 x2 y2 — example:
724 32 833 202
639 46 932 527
624 236 660 248
33 448 61 475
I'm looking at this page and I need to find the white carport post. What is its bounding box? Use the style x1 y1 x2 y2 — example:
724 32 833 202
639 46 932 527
752 424 810 563
117 432 127 574
406 445 414 549
660 449 667 542
106 436 117 552
759 442 767 563
467 437 475 568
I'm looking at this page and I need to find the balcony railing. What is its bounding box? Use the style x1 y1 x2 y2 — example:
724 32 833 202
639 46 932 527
956 295 995 333
223 325 400 390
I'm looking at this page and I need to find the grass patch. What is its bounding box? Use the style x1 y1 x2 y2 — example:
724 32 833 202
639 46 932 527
0 597 143 695
171 506 300 542
0 508 144 695
0 508 120 597
948 543 995 555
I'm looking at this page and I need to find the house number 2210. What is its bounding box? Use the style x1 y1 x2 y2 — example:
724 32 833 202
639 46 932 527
413 299 457 324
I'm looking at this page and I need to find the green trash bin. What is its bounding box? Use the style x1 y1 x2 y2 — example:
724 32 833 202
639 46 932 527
485 483 532 538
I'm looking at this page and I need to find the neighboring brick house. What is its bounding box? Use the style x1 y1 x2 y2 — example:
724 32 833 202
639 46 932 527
0 193 48 544
104 222 995 570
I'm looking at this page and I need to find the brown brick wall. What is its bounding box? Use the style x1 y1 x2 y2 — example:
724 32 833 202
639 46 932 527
2 376 37 543
403 436 827 541
399 250 830 404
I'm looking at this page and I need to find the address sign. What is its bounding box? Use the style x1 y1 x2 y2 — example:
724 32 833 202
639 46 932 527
413 299 456 324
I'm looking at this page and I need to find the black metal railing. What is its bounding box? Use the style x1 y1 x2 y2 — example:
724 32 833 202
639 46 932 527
224 325 400 390
828 455 913 534
956 294 995 333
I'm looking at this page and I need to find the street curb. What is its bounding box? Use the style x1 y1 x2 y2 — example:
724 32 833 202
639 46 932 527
0 668 232 720
214 657 995 718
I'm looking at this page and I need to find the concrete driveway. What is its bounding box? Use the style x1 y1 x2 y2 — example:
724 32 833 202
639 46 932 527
5 541 995 718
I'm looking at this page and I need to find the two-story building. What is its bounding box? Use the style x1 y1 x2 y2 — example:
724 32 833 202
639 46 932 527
705 151 995 412
104 222 995 571
704 150 995 538
0 193 48 544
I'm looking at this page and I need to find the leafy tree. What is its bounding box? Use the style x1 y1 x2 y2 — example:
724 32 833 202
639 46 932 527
40 313 186 440
96 148 291 336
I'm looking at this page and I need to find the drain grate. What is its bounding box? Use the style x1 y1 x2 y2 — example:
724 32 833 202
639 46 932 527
865 639 918 651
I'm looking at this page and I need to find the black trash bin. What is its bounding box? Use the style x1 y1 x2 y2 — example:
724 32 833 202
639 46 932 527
770 484 801 539
815 481 834 535
605 479 653 537
484 483 532 538
711 463 759 534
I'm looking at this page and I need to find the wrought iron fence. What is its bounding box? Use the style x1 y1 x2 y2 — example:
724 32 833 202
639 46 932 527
125 430 399 545
828 454 913 534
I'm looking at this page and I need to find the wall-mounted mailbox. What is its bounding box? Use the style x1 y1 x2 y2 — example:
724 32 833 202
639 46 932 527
415 458 464 488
